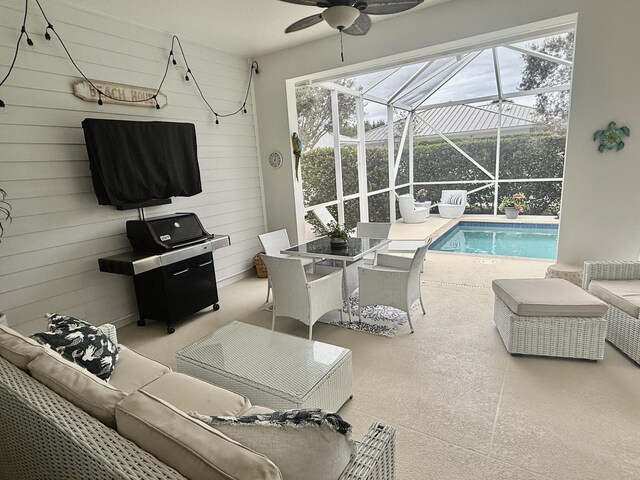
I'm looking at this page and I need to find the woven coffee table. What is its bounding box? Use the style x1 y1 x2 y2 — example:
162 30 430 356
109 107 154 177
176 321 353 412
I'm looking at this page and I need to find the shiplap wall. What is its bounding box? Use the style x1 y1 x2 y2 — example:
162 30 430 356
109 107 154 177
0 0 266 334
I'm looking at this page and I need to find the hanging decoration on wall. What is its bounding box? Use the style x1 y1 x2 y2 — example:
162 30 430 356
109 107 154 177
292 132 303 181
73 80 168 109
0 0 258 123
593 121 630 152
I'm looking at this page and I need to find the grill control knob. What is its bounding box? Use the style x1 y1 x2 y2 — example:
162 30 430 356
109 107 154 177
174 222 180 228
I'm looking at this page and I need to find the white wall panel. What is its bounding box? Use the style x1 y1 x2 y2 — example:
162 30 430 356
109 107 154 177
0 0 265 332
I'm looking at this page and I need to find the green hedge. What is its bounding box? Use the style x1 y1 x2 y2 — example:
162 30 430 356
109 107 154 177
301 132 565 230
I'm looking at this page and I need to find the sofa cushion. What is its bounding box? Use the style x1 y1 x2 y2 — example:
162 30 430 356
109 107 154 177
589 280 640 319
116 391 282 480
0 324 46 371
190 409 356 480
28 351 127 429
108 346 171 394
492 278 609 317
31 313 119 381
141 371 251 416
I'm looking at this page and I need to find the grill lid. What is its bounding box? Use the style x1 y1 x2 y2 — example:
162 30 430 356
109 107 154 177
126 213 211 252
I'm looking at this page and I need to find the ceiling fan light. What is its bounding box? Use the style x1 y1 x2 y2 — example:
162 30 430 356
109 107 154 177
322 6 360 30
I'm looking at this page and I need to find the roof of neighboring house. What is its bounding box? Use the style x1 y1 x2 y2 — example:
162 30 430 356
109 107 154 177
311 132 359 149
364 102 539 143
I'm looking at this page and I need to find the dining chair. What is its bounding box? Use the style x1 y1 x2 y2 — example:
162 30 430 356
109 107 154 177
357 239 432 333
356 222 391 265
261 255 343 340
258 229 313 302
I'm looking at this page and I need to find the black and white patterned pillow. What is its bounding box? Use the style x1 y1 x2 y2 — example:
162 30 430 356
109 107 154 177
190 408 352 436
31 313 119 381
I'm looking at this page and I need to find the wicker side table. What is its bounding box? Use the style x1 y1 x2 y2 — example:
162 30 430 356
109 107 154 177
545 263 583 286
176 321 353 411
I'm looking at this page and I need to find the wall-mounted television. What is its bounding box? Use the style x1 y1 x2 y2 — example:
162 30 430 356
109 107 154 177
82 119 202 210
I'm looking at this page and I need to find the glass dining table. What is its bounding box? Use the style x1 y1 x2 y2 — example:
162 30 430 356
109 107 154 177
281 236 391 322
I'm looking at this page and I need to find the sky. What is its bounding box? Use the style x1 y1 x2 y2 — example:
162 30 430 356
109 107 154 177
344 33 573 124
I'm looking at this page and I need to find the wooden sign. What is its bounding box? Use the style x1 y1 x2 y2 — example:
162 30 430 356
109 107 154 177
72 79 168 109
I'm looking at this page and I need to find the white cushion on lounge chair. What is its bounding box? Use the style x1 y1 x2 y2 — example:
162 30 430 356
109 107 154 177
589 280 640 319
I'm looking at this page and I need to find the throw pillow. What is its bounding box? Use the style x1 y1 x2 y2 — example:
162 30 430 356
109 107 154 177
31 313 119 381
189 408 356 480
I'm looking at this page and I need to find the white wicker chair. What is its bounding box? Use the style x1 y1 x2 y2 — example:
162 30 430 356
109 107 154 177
583 261 640 364
437 190 467 218
357 240 431 333
397 194 428 224
356 222 391 265
258 229 313 302
261 255 344 339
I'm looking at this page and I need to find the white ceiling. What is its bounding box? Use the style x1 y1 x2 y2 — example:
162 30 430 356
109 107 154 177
61 0 453 57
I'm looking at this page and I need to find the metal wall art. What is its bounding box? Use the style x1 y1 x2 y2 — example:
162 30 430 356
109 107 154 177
593 121 630 152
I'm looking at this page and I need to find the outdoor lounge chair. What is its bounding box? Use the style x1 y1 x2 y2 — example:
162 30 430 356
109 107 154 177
583 261 640 365
311 206 336 231
437 190 467 218
397 194 428 224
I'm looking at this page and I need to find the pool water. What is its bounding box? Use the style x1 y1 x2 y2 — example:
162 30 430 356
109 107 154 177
429 221 558 259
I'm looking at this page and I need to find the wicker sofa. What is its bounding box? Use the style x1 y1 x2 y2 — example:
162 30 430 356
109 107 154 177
583 261 640 365
0 324 395 480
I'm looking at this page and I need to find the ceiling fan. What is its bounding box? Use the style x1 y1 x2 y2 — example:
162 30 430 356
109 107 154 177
281 0 424 60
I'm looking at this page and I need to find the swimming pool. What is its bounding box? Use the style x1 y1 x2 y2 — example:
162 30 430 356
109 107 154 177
429 221 558 259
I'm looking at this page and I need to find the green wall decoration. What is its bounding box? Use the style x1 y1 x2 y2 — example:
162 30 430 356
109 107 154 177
593 121 630 152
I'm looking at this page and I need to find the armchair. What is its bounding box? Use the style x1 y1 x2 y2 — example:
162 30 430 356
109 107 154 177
583 261 640 364
358 241 431 333
261 255 344 339
397 194 428 224
437 190 467 218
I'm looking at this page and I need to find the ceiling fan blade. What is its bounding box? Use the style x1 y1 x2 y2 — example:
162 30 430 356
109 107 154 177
343 12 371 36
285 14 324 33
360 0 424 15
278 0 348 6
279 0 323 6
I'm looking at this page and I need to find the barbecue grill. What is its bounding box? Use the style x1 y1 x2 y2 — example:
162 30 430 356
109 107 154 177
98 213 230 334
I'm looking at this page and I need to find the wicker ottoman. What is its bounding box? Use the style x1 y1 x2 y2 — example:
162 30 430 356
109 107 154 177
492 278 609 360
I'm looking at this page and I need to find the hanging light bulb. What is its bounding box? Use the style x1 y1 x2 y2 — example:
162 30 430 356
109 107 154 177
26 36 36 51
97 93 104 111
0 99 7 114
171 51 179 70
215 114 219 125
184 69 191 82
44 24 53 45
154 96 160 110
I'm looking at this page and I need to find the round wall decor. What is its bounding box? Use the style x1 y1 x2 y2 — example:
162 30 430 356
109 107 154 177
268 151 283 168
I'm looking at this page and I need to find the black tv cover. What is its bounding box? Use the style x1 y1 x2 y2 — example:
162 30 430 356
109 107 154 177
82 119 202 207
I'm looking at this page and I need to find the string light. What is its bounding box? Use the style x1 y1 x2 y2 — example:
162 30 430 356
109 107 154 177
0 99 6 114
0 0 259 121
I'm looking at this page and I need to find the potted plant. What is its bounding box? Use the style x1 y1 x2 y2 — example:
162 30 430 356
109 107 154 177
415 188 429 203
315 220 354 248
0 188 12 326
499 193 527 219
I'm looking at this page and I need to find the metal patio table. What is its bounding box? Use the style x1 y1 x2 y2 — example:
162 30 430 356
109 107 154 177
282 236 391 322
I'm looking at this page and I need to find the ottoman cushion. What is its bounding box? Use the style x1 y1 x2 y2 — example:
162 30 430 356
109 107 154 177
492 278 608 317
